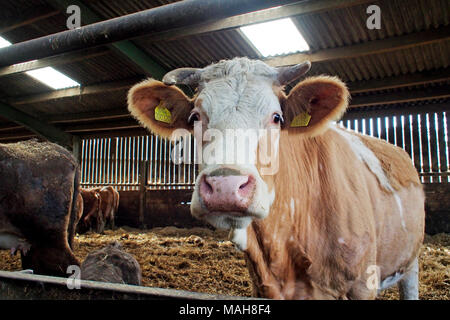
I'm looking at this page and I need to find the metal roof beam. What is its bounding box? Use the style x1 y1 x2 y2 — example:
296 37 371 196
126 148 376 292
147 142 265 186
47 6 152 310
142 0 375 43
0 0 298 69
0 102 78 149
0 0 296 67
46 0 167 79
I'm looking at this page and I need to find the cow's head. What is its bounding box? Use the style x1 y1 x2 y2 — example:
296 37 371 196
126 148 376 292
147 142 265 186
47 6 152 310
128 58 349 231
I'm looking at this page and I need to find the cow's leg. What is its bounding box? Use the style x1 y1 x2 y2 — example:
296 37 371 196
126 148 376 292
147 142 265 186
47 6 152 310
20 249 33 270
110 215 115 230
398 258 419 300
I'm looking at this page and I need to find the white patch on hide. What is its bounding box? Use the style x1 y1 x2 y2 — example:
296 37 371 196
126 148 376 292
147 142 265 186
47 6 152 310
332 126 393 192
333 127 409 232
290 198 295 221
230 228 248 251
269 188 276 206
393 192 407 231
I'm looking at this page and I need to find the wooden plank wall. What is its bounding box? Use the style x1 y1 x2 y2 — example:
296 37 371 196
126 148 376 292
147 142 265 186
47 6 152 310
80 135 197 190
340 110 449 183
80 111 449 189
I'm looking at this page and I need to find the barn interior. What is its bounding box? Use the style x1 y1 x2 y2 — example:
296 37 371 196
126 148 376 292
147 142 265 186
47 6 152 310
0 0 448 300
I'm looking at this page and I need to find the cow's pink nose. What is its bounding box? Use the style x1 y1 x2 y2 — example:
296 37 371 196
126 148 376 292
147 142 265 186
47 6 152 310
199 174 256 212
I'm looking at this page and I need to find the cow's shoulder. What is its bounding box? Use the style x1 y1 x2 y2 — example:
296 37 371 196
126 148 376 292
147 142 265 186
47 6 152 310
346 129 421 191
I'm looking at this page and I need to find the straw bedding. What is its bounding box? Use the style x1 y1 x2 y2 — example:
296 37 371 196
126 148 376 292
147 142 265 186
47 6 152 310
0 227 448 299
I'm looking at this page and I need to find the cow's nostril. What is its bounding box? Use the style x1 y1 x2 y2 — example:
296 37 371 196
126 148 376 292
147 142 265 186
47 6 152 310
202 176 214 194
237 175 255 197
239 180 249 189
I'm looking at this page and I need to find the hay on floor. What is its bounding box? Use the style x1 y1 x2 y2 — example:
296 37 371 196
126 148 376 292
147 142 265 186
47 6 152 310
0 227 448 299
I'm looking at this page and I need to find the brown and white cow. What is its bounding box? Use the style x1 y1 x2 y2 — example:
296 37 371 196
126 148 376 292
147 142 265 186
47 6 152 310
77 188 103 234
78 186 118 234
96 186 119 231
127 58 425 300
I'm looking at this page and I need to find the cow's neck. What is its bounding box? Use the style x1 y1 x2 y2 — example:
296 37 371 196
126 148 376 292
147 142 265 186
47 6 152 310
243 128 371 299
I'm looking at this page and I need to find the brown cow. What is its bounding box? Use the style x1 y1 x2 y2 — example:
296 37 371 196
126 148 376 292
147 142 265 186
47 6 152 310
77 188 103 234
96 186 118 231
0 140 81 276
127 58 425 299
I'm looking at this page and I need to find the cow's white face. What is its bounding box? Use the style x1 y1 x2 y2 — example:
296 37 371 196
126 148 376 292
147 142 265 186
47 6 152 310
188 62 283 229
128 58 349 231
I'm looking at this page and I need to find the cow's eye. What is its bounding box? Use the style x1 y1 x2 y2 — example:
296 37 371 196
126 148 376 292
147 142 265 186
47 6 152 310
272 113 284 125
188 112 200 126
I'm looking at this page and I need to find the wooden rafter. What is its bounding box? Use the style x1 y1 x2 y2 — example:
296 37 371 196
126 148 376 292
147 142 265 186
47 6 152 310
4 77 142 105
0 6 59 34
350 85 450 108
0 102 78 149
265 25 450 66
347 68 450 93
4 67 449 111
0 47 109 77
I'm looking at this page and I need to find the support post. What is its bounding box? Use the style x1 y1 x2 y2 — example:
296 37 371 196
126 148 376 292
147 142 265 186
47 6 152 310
138 160 148 229
72 136 82 164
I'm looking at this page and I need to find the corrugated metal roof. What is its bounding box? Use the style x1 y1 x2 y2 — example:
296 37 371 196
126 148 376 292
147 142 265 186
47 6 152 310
309 40 450 82
55 51 144 86
11 88 129 116
0 0 449 138
294 0 450 51
137 29 261 69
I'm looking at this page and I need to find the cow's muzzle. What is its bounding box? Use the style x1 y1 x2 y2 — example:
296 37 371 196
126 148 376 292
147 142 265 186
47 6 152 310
199 170 256 213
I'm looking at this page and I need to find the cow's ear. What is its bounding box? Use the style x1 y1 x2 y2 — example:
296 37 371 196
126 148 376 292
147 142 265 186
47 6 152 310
128 79 193 138
280 76 349 136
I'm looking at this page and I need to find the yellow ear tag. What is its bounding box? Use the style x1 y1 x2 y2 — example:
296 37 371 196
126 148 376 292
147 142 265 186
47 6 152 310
154 102 172 124
290 112 311 127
